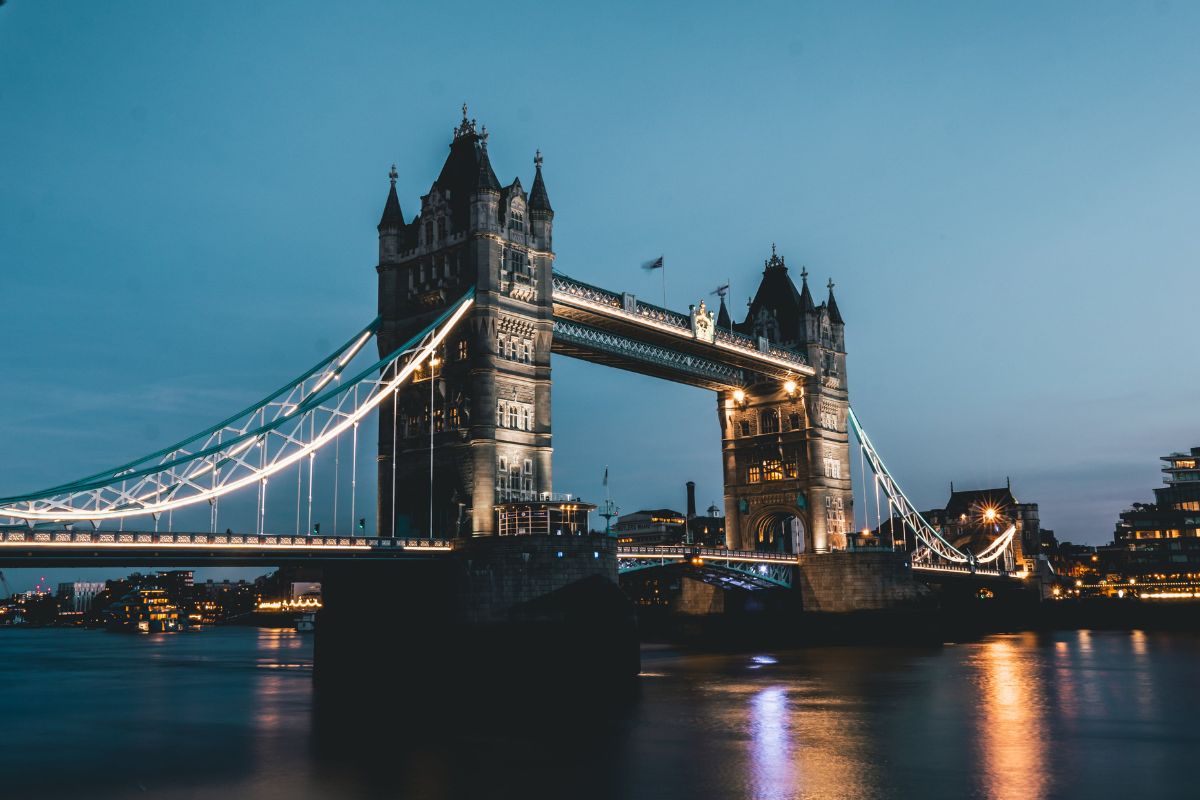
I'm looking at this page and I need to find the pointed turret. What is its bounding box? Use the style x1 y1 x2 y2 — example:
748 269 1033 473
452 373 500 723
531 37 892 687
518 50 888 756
738 244 808 348
378 164 404 264
528 150 554 250
798 265 817 313
378 164 404 230
476 129 501 192
826 278 844 325
716 294 731 329
529 150 553 214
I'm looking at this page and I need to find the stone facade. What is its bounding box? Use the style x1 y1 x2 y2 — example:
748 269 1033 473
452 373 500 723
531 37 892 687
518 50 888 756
720 248 853 554
376 109 555 537
795 552 932 612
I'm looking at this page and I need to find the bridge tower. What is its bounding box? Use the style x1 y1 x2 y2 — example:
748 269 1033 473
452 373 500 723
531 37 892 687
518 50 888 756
376 108 556 537
719 247 853 554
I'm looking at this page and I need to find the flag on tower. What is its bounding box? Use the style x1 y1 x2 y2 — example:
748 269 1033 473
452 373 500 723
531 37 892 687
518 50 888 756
603 467 609 487
641 256 664 271
712 282 730 297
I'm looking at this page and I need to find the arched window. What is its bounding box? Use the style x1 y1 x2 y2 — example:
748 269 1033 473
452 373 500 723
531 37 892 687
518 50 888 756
760 410 780 434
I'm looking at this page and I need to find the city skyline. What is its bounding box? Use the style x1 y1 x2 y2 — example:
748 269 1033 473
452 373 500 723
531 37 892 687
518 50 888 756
4 2 1200 589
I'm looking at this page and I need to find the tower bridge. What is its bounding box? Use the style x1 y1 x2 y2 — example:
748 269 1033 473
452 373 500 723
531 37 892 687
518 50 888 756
0 109 1033 683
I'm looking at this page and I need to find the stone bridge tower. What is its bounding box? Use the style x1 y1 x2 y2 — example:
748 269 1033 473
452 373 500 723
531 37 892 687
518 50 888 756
375 108 555 537
719 246 853 554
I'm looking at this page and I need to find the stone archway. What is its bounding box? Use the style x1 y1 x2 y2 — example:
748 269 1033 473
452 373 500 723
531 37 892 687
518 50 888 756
751 509 807 555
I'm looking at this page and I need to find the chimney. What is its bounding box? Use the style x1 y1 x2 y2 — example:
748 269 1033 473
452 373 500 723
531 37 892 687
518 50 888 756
686 481 697 519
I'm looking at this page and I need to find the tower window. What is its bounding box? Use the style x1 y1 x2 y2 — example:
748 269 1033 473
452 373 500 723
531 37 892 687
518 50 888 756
458 339 469 360
760 410 780 434
739 420 752 437
789 412 802 430
437 218 447 241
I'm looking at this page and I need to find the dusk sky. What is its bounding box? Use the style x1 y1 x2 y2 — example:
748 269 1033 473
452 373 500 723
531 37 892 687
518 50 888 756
3 1 1198 590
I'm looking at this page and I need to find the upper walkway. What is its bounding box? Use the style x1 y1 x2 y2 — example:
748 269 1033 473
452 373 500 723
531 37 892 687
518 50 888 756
551 272 813 390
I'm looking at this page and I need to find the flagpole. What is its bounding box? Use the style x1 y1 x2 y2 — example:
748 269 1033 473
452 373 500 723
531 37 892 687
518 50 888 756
661 258 667 308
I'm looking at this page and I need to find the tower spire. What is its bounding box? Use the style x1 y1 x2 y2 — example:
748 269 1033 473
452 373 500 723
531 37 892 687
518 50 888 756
378 164 404 230
529 149 553 214
826 277 844 324
798 264 816 313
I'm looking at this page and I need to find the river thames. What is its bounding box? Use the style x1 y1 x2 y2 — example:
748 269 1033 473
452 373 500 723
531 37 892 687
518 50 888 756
1 627 1196 799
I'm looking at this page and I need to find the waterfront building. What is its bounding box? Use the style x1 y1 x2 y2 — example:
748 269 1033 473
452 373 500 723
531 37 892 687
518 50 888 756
104 588 180 633
921 483 1035 571
1107 446 1200 577
56 581 105 612
613 509 686 545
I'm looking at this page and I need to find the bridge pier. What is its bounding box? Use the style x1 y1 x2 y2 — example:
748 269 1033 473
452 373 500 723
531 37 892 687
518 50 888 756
794 551 932 612
315 534 639 693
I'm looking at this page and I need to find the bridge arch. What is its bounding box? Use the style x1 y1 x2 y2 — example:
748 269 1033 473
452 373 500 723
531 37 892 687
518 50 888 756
750 507 807 555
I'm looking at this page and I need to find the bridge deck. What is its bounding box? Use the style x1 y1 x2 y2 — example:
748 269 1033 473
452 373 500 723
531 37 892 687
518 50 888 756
0 530 451 567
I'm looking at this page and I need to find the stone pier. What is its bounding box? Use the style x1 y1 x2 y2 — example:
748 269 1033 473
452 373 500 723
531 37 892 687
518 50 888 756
315 534 639 691
795 551 932 612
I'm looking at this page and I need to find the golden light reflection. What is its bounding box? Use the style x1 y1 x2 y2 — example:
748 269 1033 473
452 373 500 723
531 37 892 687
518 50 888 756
974 635 1049 800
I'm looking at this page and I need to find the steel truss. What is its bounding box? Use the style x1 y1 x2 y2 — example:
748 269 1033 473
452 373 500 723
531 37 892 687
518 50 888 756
848 407 1017 573
617 546 796 589
0 291 476 526
553 319 747 388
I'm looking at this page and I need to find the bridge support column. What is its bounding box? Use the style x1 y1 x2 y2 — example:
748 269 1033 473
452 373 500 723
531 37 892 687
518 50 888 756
795 551 932 612
314 535 639 693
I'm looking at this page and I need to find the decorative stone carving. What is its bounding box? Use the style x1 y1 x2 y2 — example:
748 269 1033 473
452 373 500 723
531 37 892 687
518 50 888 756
690 299 716 343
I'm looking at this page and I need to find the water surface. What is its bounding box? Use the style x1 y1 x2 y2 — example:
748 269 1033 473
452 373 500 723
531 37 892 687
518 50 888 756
1 627 1196 799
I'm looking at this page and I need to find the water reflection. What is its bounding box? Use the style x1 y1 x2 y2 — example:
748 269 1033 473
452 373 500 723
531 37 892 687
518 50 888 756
4 629 1200 799
974 635 1049 800
749 685 794 799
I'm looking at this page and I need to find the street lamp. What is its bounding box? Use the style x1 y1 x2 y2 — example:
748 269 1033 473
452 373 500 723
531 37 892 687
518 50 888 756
783 379 797 396
429 354 440 540
732 389 746 405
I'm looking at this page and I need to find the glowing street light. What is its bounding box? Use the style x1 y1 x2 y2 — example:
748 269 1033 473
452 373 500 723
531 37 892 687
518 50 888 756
783 379 797 396
732 389 746 405
982 507 998 523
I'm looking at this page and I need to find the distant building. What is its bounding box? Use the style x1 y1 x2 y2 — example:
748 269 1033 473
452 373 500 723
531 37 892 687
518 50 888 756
858 482 1035 570
688 504 727 548
683 481 726 547
1107 446 1200 577
924 483 1037 570
614 509 686 545
57 581 105 612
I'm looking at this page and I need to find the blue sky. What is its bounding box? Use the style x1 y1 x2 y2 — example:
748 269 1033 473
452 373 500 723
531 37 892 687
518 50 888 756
2 1 1198 590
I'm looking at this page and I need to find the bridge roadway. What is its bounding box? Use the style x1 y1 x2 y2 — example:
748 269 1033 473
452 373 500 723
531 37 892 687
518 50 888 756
0 529 793 575
0 529 1019 588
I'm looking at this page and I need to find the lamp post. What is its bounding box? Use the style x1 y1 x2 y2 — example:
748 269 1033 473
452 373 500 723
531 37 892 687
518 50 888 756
428 353 440 540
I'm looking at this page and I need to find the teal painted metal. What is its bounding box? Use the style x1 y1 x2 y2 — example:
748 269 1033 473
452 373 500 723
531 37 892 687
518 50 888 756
0 292 472 505
26 316 382 497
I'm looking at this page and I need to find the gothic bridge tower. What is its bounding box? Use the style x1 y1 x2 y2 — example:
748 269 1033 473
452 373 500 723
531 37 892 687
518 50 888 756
718 246 852 554
375 107 555 537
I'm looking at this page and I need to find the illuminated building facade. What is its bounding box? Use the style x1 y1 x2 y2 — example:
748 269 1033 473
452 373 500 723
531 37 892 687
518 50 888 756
56 581 105 612
376 107 555 538
923 484 1034 571
614 509 687 545
719 247 852 554
495 500 595 536
1109 446 1200 576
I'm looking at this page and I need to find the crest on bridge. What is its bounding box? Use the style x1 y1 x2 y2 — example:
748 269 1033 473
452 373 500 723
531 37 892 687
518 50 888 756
690 300 716 343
